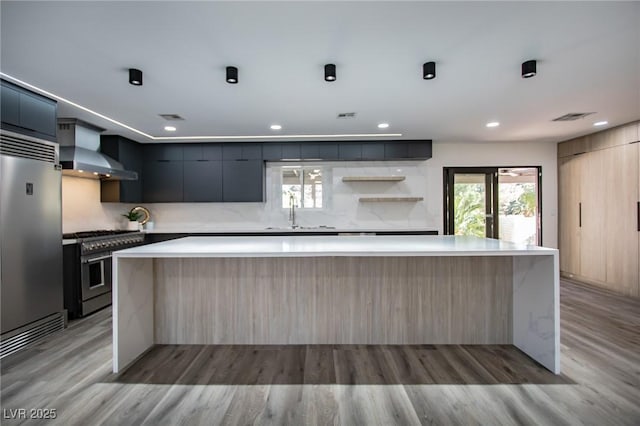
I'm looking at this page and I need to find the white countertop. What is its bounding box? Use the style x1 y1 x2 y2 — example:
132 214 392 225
142 227 437 234
113 235 557 258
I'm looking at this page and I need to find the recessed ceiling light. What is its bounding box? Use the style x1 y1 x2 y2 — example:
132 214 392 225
593 121 608 127
270 124 282 130
164 126 177 132
93 172 99 176
377 123 390 129
105 174 111 177
78 170 84 173
486 122 500 128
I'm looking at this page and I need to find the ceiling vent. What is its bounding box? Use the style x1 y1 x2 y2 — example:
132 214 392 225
159 114 185 121
551 112 595 122
337 112 357 119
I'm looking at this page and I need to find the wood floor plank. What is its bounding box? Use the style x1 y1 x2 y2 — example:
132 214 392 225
1 279 639 425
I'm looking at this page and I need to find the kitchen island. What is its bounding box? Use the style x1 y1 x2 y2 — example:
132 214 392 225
112 235 559 374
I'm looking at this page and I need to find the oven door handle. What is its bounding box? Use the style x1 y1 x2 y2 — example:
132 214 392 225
82 254 112 263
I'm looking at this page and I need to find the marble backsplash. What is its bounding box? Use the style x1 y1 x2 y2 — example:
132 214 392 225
62 161 434 233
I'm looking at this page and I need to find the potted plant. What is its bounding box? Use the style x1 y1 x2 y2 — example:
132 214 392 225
122 209 142 231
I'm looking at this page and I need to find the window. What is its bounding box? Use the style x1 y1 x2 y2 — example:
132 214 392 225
281 166 323 209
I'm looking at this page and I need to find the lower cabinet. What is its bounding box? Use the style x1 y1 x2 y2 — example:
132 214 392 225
222 160 264 202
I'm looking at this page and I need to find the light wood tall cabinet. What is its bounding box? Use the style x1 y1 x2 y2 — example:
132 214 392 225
558 121 640 296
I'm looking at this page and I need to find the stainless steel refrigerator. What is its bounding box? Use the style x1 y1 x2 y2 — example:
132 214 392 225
0 129 65 357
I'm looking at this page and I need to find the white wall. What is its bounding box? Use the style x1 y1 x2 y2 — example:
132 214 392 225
62 140 558 247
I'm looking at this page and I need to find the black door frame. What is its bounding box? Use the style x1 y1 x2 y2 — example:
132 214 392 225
443 167 499 238
443 166 543 244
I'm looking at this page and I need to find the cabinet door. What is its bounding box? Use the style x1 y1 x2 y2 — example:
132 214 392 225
184 160 223 202
263 143 282 161
142 161 184 202
281 143 301 160
118 140 143 202
603 143 639 295
579 151 606 283
301 143 338 160
222 143 262 160
145 144 183 161
362 143 385 160
408 141 432 159
558 156 582 276
1 84 20 127
184 144 222 161
183 144 204 161
19 93 57 138
339 143 362 160
100 136 143 203
222 160 264 202
385 142 409 159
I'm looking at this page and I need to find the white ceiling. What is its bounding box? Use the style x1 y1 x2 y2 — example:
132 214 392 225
1 1 639 144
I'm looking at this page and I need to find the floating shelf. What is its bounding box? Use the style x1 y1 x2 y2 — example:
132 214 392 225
342 176 406 182
359 197 424 202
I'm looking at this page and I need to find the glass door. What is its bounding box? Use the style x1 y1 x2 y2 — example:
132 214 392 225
497 167 541 245
444 166 542 244
444 168 498 238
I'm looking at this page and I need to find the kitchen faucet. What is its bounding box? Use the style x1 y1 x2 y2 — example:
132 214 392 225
288 192 298 229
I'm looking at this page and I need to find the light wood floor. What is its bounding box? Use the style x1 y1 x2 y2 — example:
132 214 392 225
1 279 639 425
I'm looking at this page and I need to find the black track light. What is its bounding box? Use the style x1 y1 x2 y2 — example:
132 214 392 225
226 66 238 84
522 60 537 78
324 64 336 82
422 62 436 80
128 68 143 86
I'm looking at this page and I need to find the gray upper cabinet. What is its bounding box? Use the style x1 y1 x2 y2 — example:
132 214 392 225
146 144 183 161
1 79 57 141
1 84 20 127
100 135 143 203
281 143 301 160
384 142 409 159
384 141 432 160
142 144 184 202
407 141 432 159
184 144 222 161
222 159 264 202
362 143 385 160
301 143 338 160
184 160 223 202
222 143 262 160
339 143 362 160
142 160 184 203
262 143 282 160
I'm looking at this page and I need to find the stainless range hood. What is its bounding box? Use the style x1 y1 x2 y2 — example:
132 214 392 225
58 119 137 180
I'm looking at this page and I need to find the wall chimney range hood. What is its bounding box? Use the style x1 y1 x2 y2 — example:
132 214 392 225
58 119 137 180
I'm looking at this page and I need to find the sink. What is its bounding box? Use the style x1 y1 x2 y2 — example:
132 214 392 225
264 226 336 231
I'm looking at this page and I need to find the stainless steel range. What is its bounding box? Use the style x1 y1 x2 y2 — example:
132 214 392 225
63 230 145 318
